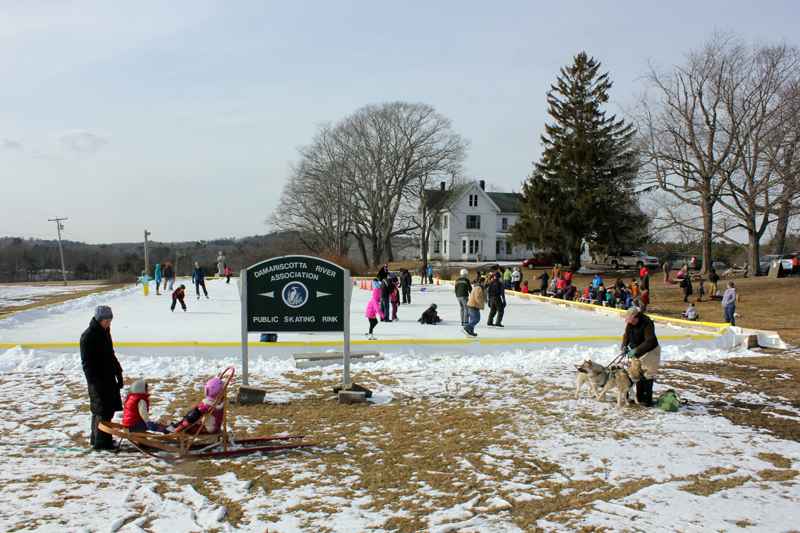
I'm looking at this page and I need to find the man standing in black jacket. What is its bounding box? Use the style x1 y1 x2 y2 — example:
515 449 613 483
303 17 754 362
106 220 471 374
399 268 412 304
486 273 506 328
80 305 124 451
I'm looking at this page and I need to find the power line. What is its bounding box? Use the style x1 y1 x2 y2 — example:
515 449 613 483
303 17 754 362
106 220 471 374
0 215 53 228
0 230 56 237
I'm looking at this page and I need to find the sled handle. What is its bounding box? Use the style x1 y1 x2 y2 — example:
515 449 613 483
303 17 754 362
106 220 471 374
219 366 236 388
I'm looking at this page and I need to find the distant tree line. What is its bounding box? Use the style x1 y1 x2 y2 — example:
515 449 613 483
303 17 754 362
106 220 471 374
0 234 306 283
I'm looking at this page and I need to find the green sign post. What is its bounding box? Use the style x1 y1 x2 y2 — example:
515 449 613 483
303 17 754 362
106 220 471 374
239 255 352 385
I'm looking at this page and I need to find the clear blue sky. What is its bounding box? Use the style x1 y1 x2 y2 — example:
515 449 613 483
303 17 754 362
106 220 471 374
2 0 798 244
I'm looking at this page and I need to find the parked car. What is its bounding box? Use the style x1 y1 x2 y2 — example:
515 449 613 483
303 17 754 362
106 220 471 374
779 252 799 272
666 255 703 271
604 251 659 270
522 255 567 270
758 254 782 274
710 261 727 271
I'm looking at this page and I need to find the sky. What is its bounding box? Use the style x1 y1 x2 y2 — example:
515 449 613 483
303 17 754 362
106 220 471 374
1 1 799 245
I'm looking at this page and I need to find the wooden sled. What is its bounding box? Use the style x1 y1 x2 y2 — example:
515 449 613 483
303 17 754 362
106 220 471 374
99 366 315 460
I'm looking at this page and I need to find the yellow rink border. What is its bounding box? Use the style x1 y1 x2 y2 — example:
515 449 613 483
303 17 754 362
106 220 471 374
0 332 718 351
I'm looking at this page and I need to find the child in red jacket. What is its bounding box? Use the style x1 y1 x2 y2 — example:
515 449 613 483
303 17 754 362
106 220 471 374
122 380 167 433
171 284 187 312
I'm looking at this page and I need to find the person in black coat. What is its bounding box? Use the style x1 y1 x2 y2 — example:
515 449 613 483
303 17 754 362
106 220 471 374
80 305 124 451
399 268 412 304
538 271 549 296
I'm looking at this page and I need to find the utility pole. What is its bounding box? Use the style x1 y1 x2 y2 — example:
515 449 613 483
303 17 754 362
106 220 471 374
49 217 68 286
144 230 152 276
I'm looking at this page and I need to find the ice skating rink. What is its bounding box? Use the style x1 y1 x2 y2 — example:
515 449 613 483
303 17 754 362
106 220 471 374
0 277 747 359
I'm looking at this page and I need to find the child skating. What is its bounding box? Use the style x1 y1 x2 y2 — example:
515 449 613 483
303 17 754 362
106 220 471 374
365 287 386 340
171 284 187 312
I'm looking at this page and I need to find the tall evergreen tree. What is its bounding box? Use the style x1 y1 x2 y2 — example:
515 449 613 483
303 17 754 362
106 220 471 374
511 52 645 270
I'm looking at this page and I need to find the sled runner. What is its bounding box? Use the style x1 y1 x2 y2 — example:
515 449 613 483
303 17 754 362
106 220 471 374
99 366 315 460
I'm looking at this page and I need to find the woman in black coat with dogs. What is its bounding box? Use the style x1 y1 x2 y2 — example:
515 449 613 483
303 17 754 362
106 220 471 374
80 306 124 451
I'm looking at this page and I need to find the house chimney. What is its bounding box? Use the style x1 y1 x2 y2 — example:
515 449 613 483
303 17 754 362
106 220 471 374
440 181 446 190
479 180 485 190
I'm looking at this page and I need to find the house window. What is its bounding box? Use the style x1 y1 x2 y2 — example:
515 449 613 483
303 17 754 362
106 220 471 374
433 241 440 254
442 215 448 229
501 217 509 231
496 241 501 254
469 194 478 207
443 240 447 254
462 240 467 254
466 215 481 229
469 239 482 254
506 241 512 254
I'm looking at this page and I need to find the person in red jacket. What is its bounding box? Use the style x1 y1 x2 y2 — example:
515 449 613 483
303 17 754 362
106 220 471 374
122 380 167 433
171 284 187 312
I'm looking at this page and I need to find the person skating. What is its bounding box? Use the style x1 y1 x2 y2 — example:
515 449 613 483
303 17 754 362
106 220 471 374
163 261 175 291
621 307 661 407
225 264 231 284
463 277 486 337
365 287 387 340
454 269 472 326
171 284 187 312
486 273 506 327
80 305 124 451
390 275 400 321
419 304 442 324
154 263 163 295
135 271 152 296
400 268 412 304
192 262 208 299
377 263 389 283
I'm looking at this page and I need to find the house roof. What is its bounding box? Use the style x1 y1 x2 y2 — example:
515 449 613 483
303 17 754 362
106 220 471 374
486 192 521 213
421 183 522 214
420 183 472 211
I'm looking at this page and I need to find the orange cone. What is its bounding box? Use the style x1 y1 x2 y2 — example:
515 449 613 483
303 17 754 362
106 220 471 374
436 278 440 286
354 278 357 286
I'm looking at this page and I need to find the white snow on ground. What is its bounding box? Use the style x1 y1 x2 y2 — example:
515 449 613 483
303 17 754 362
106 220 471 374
1 282 799 531
0 283 105 308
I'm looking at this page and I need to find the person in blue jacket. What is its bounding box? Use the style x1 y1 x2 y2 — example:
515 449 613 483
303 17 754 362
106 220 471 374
154 263 163 295
592 273 603 288
192 262 208 299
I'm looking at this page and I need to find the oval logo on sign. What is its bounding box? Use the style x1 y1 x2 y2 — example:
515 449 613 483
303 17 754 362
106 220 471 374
282 281 309 308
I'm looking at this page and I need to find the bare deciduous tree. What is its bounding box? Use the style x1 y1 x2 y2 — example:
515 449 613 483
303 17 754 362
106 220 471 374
633 30 743 274
269 102 468 267
715 41 800 274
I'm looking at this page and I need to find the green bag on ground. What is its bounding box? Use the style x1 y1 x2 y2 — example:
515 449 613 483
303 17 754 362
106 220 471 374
656 389 681 412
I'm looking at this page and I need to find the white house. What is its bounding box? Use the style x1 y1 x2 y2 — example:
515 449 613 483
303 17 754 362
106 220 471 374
421 180 538 262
